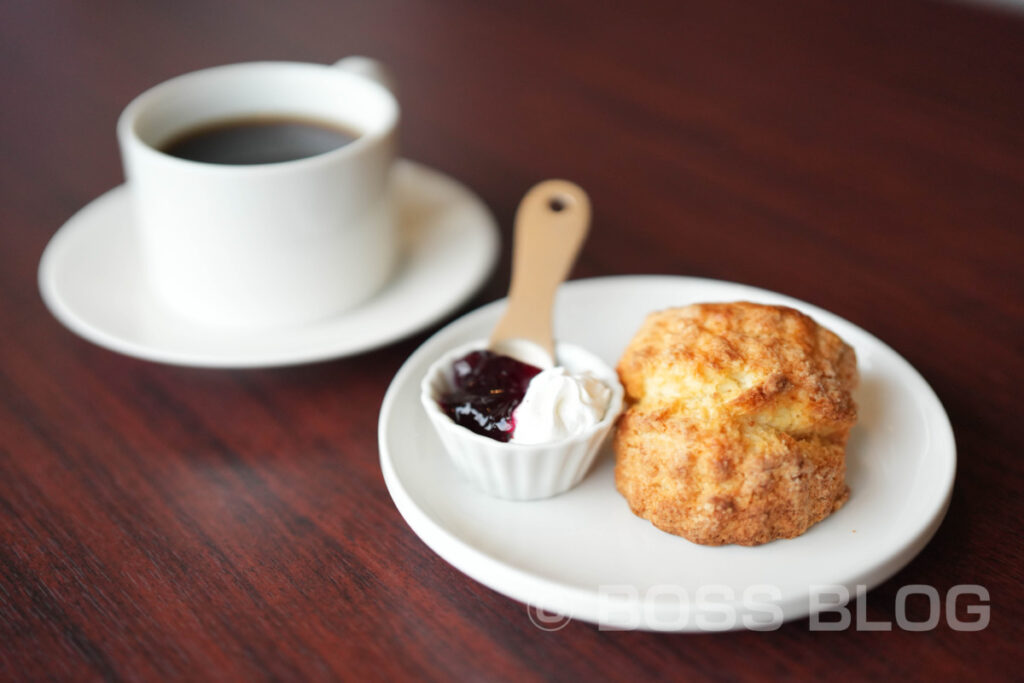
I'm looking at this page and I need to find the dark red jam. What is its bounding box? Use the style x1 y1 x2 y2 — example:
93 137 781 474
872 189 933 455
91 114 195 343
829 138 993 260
439 350 542 442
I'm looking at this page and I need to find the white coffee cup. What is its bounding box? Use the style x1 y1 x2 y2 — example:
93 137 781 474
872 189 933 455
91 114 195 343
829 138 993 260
117 58 400 328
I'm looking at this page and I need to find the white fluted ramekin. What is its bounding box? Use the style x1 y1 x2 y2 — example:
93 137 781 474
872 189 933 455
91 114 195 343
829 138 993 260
420 339 624 500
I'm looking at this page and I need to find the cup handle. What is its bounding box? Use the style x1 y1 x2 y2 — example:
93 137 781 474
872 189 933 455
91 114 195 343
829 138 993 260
333 56 397 96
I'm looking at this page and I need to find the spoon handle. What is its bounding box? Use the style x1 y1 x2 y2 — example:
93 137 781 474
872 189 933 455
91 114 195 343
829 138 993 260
489 179 591 362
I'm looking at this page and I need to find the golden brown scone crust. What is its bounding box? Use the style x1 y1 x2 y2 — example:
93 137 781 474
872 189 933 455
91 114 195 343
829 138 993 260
614 302 857 546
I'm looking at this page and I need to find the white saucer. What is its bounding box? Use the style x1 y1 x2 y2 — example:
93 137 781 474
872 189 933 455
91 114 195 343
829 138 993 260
379 276 956 631
38 160 499 367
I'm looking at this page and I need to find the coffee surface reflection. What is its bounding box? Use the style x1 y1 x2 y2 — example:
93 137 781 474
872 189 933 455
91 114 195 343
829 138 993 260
161 116 360 165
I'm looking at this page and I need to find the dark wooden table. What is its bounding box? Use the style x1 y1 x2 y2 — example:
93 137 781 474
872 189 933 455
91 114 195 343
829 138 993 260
3 0 1022 679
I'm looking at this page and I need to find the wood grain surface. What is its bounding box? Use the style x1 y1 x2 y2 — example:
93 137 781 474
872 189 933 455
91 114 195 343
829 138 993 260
2 0 1022 680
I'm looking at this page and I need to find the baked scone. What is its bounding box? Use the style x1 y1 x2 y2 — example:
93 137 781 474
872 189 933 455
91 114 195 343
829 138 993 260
614 302 857 546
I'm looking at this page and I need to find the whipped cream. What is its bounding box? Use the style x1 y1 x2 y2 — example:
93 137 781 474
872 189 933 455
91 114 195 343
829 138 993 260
511 367 612 444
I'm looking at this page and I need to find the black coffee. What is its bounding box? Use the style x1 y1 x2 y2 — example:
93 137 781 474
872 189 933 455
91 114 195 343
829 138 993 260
161 116 360 165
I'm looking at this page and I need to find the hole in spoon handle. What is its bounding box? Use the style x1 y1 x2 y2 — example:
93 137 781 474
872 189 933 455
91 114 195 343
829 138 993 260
490 180 591 363
548 196 568 212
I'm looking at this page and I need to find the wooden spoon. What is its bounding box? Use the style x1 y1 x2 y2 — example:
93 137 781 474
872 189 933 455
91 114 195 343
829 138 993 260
489 179 591 368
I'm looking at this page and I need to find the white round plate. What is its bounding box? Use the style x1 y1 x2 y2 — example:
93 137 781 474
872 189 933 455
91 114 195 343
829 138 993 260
38 160 499 368
378 275 956 631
